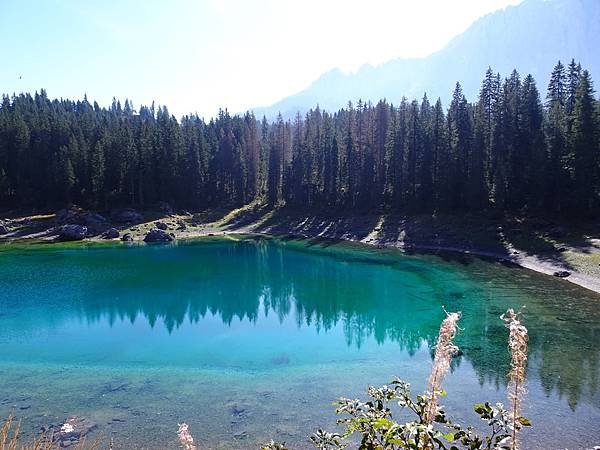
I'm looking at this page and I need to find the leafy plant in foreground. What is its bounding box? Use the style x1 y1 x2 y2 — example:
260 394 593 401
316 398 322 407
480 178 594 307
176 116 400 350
261 308 531 450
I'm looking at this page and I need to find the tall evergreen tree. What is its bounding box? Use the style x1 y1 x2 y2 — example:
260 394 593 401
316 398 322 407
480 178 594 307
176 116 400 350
569 70 598 212
545 61 570 212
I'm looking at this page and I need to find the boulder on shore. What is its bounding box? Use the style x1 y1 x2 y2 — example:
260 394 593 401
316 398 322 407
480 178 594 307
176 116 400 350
83 212 108 226
58 224 87 241
121 233 134 242
144 228 174 243
0 221 9 235
155 221 168 230
111 208 143 223
553 270 571 278
55 207 80 223
103 227 119 239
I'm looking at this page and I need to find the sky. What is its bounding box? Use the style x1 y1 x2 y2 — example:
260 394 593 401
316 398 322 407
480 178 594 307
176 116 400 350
0 0 523 118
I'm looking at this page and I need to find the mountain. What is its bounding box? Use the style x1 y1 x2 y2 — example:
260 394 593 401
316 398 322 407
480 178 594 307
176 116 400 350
251 0 600 119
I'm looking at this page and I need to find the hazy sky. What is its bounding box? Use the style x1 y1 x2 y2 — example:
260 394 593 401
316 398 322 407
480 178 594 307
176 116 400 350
1 0 523 118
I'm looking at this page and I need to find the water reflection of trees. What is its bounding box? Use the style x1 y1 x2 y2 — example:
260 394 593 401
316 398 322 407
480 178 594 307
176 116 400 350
20 238 600 410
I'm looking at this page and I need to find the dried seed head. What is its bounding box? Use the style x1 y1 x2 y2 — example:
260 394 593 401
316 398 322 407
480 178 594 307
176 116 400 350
501 308 529 450
424 309 461 424
177 423 197 450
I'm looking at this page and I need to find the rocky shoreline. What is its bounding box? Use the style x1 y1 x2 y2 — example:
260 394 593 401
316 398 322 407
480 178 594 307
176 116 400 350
2 205 600 294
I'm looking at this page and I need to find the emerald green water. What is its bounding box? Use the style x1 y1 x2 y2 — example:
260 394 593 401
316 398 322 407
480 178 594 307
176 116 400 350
1 237 599 449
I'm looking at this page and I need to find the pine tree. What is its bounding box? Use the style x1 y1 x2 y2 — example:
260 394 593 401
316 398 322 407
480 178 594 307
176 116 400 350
569 70 598 213
519 74 545 210
566 59 582 115
431 99 449 208
503 70 523 210
545 61 570 212
447 83 472 209
267 115 285 206
90 139 106 208
53 145 75 203
384 102 406 208
418 94 435 209
405 100 421 205
547 61 567 107
478 67 501 181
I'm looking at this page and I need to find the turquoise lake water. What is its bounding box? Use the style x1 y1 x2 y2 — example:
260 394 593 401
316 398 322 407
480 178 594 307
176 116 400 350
1 236 599 449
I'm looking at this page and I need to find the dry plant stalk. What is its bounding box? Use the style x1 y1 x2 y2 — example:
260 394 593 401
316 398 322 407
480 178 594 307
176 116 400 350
1 415 100 450
177 423 197 450
501 308 529 450
1 416 20 450
424 309 461 424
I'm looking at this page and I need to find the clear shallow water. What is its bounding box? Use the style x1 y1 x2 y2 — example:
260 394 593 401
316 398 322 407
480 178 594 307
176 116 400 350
0 236 599 449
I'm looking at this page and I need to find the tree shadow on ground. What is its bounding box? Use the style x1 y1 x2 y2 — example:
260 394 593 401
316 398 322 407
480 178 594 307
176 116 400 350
244 207 382 244
223 207 600 275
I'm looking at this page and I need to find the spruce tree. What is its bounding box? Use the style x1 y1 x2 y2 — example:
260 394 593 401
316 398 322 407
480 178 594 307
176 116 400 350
570 70 598 213
545 61 569 212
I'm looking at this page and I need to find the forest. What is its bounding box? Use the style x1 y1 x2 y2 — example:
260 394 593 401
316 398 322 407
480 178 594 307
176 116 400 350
0 60 598 216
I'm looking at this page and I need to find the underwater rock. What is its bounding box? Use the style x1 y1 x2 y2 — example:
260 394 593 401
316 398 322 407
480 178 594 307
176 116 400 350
271 355 290 365
144 228 174 243
230 404 246 416
233 431 248 440
51 416 97 448
102 382 129 394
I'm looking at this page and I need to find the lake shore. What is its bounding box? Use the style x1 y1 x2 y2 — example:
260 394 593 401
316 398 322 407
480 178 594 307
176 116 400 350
2 205 600 294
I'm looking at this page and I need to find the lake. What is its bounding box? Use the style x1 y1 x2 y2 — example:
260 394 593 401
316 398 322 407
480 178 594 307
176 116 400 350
1 236 599 449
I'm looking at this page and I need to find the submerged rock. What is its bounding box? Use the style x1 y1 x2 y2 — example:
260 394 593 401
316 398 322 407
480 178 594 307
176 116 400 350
143 228 174 243
553 270 571 278
271 355 290 365
51 416 97 448
103 227 119 239
58 224 87 241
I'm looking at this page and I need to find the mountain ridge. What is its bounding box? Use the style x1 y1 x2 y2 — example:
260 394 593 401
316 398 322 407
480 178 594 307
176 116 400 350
251 0 600 119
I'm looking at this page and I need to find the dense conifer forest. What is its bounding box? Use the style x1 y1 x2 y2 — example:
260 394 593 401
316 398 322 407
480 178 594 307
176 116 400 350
0 60 598 215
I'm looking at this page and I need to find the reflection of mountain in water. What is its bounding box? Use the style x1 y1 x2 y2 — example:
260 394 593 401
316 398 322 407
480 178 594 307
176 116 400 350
3 237 600 410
